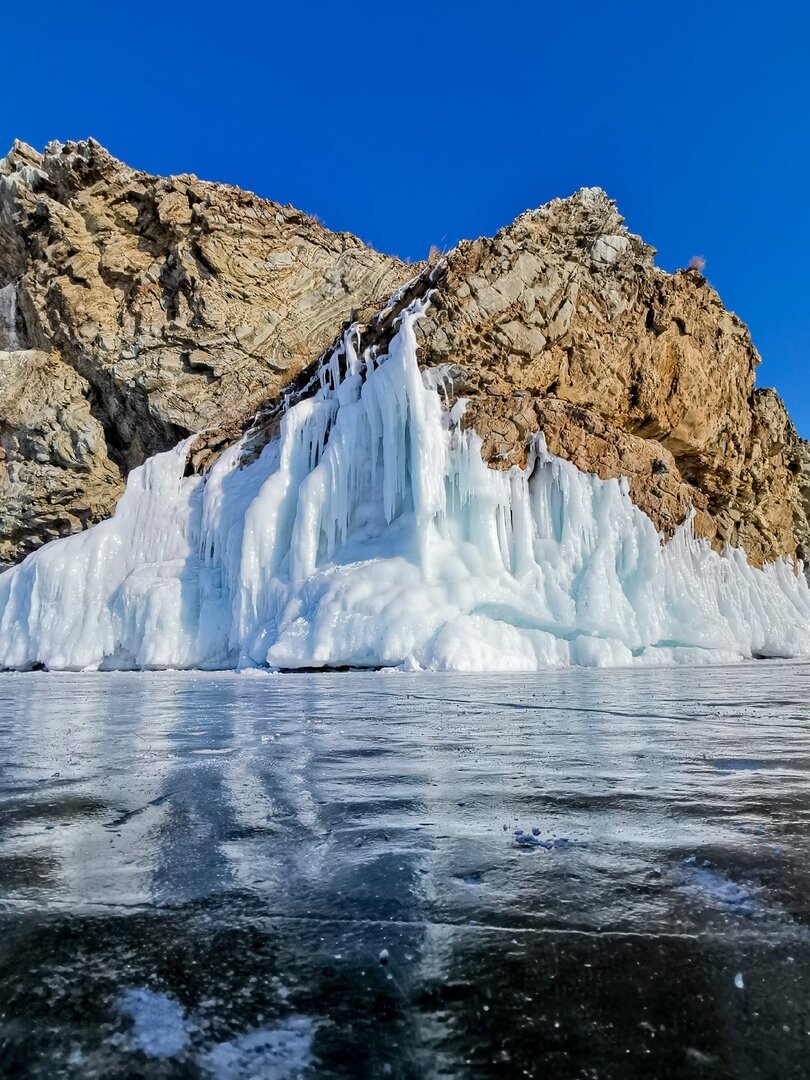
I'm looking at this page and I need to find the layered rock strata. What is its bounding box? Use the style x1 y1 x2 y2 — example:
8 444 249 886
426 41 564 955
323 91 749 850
0 139 412 559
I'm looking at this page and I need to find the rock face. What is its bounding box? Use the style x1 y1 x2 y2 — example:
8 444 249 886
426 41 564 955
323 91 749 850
220 188 810 569
410 189 810 567
1 142 807 571
0 139 412 560
0 349 121 557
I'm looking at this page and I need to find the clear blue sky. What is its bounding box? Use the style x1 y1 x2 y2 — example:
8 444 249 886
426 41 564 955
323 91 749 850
3 1 808 435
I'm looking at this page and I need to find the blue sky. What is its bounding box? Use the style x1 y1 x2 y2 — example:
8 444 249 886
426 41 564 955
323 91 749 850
3 1 808 434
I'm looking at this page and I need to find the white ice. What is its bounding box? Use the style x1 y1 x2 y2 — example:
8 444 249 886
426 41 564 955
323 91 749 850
0 300 808 672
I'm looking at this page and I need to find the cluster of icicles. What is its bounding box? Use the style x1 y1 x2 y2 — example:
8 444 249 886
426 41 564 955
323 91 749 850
0 300 808 671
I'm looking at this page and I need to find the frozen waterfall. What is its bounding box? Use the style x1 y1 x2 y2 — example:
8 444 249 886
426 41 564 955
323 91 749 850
0 300 808 671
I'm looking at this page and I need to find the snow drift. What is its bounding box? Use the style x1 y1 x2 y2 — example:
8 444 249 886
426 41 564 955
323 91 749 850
0 301 808 672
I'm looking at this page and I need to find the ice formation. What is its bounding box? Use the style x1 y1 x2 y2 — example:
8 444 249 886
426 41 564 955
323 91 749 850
0 301 808 672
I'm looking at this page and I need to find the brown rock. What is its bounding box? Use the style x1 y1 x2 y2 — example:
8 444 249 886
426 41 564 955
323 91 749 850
0 138 414 560
221 188 808 569
0 350 122 561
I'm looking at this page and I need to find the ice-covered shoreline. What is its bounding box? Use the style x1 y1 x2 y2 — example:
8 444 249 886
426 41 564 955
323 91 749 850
0 303 808 672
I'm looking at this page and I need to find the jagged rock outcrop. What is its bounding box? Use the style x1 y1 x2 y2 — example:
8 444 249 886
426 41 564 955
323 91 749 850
0 349 121 555
1 142 807 570
408 189 810 566
0 139 413 559
209 188 809 569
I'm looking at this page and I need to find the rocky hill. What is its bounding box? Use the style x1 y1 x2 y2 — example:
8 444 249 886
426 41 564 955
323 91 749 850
1 141 808 570
0 139 412 560
417 191 810 567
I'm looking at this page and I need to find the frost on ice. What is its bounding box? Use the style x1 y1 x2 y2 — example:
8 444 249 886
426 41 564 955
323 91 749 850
0 300 808 672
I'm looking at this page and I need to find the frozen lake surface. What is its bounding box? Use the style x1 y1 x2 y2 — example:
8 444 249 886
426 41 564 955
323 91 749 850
0 663 809 1077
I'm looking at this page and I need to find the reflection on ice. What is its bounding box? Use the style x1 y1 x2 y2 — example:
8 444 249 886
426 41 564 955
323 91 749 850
0 666 810 1075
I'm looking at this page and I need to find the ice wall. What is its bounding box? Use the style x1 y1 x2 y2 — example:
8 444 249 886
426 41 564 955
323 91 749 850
0 301 808 671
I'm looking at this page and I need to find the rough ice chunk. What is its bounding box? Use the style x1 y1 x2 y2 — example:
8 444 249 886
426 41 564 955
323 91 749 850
678 858 757 916
118 988 190 1059
203 1016 314 1080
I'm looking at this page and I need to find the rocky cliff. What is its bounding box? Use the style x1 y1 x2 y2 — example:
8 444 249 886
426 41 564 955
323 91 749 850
412 190 810 567
0 139 412 560
200 188 809 570
1 142 808 570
